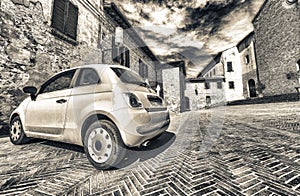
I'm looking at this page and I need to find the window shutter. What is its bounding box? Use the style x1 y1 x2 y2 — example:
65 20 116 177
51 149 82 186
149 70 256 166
120 46 125 65
125 49 130 68
145 65 148 78
65 2 78 40
51 0 66 33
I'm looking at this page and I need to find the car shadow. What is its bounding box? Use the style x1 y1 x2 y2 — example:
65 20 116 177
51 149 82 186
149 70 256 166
5 131 176 169
39 140 85 153
0 122 9 138
0 134 9 139
115 131 176 169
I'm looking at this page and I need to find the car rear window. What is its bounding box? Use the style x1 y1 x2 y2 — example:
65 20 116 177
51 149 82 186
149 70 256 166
111 67 146 86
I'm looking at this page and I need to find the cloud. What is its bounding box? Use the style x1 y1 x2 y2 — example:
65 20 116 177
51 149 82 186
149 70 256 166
115 0 265 77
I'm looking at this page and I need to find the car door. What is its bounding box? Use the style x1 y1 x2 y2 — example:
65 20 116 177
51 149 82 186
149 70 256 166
65 68 102 134
25 69 77 135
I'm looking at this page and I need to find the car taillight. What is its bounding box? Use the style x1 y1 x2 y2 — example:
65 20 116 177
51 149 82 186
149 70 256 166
124 93 143 108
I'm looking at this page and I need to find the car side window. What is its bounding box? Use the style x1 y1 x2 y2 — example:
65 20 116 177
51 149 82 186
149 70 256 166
41 70 76 94
76 68 100 87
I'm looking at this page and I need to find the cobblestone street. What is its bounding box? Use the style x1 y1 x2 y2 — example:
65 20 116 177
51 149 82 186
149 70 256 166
0 102 299 195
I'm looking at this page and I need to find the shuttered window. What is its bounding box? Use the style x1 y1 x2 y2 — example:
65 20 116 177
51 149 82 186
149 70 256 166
125 49 130 68
112 43 130 68
51 0 78 40
227 62 233 72
139 60 148 79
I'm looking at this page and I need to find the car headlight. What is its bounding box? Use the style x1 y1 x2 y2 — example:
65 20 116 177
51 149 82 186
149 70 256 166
123 93 143 108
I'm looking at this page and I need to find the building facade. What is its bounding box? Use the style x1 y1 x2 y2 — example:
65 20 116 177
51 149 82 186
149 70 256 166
221 47 245 102
189 32 259 109
253 0 299 96
237 32 259 98
185 77 226 110
0 0 160 127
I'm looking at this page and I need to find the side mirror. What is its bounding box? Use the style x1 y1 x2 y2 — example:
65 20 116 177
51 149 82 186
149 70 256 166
23 86 37 100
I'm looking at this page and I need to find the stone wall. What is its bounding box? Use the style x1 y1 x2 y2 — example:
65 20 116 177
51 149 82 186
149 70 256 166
242 70 259 98
253 0 300 96
162 67 181 112
0 0 86 128
240 41 259 98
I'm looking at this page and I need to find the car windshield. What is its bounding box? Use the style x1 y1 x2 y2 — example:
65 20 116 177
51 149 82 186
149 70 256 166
111 67 149 87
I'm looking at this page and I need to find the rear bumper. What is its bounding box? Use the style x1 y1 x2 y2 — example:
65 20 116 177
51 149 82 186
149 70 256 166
112 107 170 147
136 114 170 134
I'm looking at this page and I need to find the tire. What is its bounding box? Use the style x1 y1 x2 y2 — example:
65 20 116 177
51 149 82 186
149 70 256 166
10 116 29 145
83 120 126 170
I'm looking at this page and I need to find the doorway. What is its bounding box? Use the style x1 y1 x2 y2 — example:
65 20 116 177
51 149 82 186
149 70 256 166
248 79 257 97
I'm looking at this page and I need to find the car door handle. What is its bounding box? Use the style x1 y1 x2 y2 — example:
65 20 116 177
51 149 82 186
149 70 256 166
56 99 67 104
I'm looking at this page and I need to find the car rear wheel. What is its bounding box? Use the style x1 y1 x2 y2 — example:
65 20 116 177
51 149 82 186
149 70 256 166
10 116 29 145
84 120 126 170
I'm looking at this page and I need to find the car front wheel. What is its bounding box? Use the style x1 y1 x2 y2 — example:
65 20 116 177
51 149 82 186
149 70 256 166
10 116 29 145
84 120 126 170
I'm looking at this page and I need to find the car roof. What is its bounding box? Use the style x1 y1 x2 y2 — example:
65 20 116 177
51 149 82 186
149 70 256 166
73 64 127 70
55 64 131 75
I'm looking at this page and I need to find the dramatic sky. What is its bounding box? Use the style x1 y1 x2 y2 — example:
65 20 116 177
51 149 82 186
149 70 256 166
115 0 265 77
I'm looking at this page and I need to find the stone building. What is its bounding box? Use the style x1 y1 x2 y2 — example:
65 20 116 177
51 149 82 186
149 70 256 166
184 54 226 110
186 32 259 109
185 76 226 110
252 0 299 96
237 32 259 98
0 0 160 128
159 61 186 113
219 47 245 102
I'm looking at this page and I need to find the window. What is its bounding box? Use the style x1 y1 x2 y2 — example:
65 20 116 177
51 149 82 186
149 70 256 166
76 68 100 86
119 47 130 68
217 82 222 89
111 67 147 86
206 96 211 105
229 81 235 89
41 70 76 93
227 62 233 72
213 69 216 76
51 0 79 40
112 43 130 67
139 59 148 79
204 82 210 89
245 55 250 64
125 49 130 68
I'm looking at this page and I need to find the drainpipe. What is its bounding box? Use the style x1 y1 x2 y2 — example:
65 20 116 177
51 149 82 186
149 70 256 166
253 37 263 97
